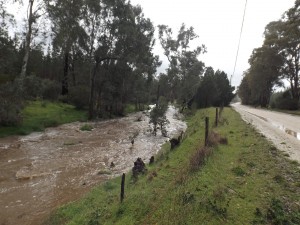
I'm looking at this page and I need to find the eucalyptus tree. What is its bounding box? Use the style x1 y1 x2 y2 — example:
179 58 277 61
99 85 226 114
87 0 160 118
238 72 252 105
83 0 113 118
158 23 206 110
17 0 46 79
247 46 283 106
112 2 160 114
0 1 18 79
46 0 88 95
264 0 300 101
0 1 24 125
0 1 14 39
237 46 283 107
20 0 34 78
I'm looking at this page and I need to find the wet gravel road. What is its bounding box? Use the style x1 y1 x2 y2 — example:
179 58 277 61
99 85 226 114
232 103 300 162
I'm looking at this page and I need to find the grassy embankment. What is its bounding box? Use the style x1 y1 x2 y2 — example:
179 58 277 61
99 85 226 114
0 101 87 138
46 107 300 225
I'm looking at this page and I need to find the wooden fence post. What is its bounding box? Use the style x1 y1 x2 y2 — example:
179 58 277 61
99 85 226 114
215 108 219 127
120 173 125 203
205 117 209 146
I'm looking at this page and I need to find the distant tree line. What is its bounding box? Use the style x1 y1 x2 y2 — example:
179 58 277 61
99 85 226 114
238 0 300 110
0 0 235 126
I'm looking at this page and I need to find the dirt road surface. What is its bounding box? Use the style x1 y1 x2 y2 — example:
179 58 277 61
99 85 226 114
232 103 300 162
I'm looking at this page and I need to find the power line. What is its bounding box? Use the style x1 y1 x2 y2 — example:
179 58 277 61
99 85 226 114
230 0 248 85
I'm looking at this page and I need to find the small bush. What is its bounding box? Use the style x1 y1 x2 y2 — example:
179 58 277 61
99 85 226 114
273 175 285 184
149 98 169 136
23 75 43 99
80 124 93 131
68 85 90 109
231 166 246 176
189 146 212 172
207 131 228 147
181 192 195 205
206 198 229 219
41 79 61 100
270 91 299 110
0 82 24 126
147 171 158 181
87 209 101 225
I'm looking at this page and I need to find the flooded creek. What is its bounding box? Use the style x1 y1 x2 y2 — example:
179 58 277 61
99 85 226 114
0 106 186 225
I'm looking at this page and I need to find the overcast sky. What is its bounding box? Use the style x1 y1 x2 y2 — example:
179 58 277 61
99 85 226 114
130 0 295 87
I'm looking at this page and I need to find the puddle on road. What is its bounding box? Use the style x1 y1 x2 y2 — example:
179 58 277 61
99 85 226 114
269 121 300 141
0 106 186 225
243 110 300 141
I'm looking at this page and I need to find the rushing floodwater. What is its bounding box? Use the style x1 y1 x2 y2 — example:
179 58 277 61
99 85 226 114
0 106 186 225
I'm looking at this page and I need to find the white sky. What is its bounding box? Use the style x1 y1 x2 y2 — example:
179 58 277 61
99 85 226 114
130 0 296 88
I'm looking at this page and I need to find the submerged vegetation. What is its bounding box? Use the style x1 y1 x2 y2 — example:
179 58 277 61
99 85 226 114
45 108 300 225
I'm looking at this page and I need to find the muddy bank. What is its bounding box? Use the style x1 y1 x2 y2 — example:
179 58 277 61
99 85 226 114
0 106 186 225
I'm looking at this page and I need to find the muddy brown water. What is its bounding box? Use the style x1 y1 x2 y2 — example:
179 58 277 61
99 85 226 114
0 106 186 225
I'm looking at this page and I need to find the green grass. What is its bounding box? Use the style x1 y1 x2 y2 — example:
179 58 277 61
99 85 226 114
44 108 300 225
0 101 87 137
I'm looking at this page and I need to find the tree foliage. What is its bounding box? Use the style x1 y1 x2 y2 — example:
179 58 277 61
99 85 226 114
157 24 234 110
264 1 300 101
1 0 162 124
149 97 169 136
0 81 24 126
0 0 237 127
0 2 18 79
195 67 234 108
239 0 300 109
238 46 283 107
158 24 206 109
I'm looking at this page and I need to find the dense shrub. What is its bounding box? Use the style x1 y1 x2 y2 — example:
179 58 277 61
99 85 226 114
0 82 24 126
41 79 61 100
270 90 299 110
20 76 62 101
68 85 90 109
23 75 43 99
